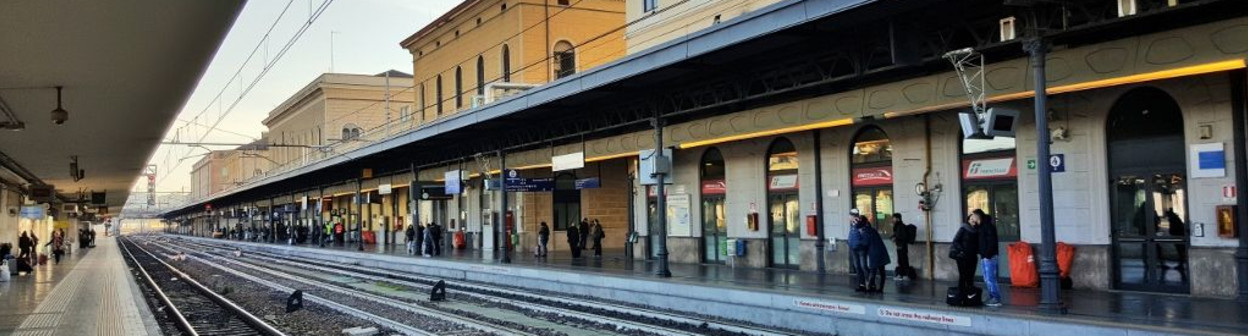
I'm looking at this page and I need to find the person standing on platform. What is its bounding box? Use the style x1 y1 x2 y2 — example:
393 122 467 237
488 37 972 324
951 213 981 293
422 223 435 257
537 222 550 257
578 219 589 250
891 213 915 281
566 223 581 258
848 209 869 292
17 232 32 263
591 220 605 258
431 222 443 256
405 224 417 255
973 209 1002 307
863 220 890 292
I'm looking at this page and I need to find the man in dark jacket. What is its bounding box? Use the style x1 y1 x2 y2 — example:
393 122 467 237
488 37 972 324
431 222 443 256
973 209 1001 307
578 219 590 251
405 224 417 255
890 213 912 281
566 223 581 258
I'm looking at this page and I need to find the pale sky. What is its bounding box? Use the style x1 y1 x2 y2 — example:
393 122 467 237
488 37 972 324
136 0 459 197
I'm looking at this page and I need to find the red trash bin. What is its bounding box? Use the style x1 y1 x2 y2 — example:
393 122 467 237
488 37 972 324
1008 241 1038 287
1057 242 1075 278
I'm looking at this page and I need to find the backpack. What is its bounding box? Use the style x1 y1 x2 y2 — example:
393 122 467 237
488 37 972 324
905 224 918 244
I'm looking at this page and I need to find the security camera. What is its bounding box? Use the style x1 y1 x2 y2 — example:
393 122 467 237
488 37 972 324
51 108 67 125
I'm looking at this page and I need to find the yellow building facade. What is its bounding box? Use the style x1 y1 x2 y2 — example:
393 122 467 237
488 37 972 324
400 0 626 122
261 71 415 172
625 0 784 54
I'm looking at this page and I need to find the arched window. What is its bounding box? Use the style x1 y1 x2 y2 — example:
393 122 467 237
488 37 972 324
476 56 485 95
961 128 1019 244
766 137 800 268
849 126 895 269
436 75 444 115
700 147 727 263
342 123 361 140
501 45 511 82
553 41 576 79
455 66 463 109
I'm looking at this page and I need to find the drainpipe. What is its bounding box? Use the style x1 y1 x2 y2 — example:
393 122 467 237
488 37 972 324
922 114 935 280
1230 69 1248 301
627 172 636 260
813 129 826 273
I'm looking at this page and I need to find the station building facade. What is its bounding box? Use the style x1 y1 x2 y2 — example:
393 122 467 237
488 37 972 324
170 0 1248 299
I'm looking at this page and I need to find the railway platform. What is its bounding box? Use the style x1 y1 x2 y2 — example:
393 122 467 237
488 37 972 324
0 231 160 336
183 235 1248 336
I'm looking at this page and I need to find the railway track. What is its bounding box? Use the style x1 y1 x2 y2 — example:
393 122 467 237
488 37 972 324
167 237 805 336
120 238 285 336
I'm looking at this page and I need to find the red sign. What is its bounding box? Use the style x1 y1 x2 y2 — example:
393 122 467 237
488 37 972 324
962 157 1017 180
852 167 893 187
701 180 726 195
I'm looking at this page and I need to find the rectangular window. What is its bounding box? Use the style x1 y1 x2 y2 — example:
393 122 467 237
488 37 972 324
643 0 657 12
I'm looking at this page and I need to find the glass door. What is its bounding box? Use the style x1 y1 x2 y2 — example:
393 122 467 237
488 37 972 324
702 196 727 263
1111 173 1189 293
768 193 800 268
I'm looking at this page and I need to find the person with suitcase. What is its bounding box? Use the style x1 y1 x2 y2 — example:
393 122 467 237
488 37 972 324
948 213 982 306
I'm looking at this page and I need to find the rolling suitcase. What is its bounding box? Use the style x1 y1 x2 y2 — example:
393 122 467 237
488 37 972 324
946 286 983 307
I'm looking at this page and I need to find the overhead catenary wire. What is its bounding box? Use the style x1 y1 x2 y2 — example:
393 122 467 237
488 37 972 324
157 0 335 185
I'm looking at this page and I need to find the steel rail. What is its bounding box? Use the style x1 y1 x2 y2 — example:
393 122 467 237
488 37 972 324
121 238 288 336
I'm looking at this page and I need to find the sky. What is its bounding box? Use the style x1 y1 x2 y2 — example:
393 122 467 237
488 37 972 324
135 0 459 198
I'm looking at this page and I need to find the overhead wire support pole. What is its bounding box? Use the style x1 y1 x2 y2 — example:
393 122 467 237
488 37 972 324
653 114 671 278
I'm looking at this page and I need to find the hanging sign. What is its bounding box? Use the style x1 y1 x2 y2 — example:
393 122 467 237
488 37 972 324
962 157 1017 180
701 180 726 195
19 205 44 219
1191 143 1226 178
574 177 600 190
768 174 799 191
507 178 554 192
552 152 585 172
379 184 393 195
445 170 463 194
851 167 893 187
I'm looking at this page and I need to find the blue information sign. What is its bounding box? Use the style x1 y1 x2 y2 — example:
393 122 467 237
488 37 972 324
575 177 601 190
1049 154 1066 173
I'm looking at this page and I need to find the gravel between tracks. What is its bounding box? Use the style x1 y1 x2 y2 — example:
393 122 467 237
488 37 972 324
127 240 390 336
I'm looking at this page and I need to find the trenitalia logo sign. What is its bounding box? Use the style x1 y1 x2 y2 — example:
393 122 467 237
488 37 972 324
963 157 1017 180
852 167 893 187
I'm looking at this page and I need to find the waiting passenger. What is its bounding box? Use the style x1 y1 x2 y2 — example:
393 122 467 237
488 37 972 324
566 223 581 258
579 218 590 251
405 224 417 255
848 209 868 292
537 222 550 257
973 209 1002 307
862 220 890 293
422 223 434 257
17 232 32 262
591 220 605 258
951 214 981 293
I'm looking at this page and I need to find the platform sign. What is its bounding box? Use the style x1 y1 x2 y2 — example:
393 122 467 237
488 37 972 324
503 169 554 192
19 205 45 219
574 177 600 190
1048 154 1065 173
877 307 971 327
793 299 865 315
1191 143 1226 178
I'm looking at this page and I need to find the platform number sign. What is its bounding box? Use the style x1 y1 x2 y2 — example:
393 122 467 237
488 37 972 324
1048 154 1065 173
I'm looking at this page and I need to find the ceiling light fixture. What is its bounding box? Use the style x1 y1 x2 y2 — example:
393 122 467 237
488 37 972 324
51 86 67 125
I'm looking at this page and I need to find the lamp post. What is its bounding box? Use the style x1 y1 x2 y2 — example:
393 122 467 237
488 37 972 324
1025 37 1063 313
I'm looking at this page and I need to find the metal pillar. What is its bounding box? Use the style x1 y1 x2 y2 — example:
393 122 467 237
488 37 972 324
1026 37 1063 313
356 179 364 251
653 117 671 278
626 173 635 260
1230 69 1248 301
500 150 511 263
268 198 275 244
813 129 826 273
318 187 326 247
